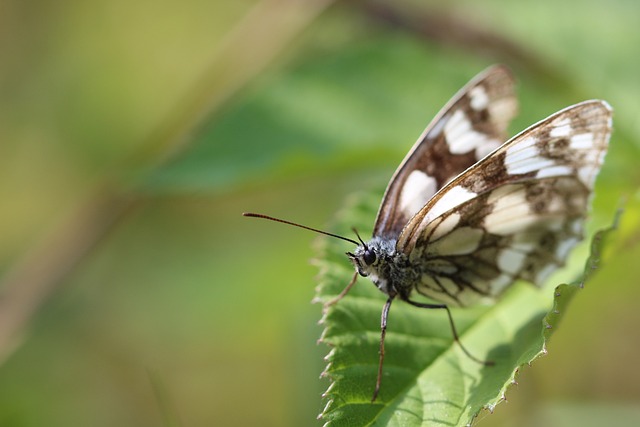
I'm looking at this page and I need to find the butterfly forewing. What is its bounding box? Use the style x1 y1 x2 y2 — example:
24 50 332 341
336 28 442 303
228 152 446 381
373 65 518 238
398 100 612 306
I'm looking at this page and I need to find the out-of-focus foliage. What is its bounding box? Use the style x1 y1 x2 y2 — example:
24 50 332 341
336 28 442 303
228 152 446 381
1 0 640 426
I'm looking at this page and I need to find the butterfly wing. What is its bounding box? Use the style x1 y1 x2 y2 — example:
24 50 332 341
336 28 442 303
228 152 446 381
373 65 518 238
397 100 612 306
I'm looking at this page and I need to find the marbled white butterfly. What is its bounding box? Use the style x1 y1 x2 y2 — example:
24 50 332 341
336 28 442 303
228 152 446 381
244 64 612 401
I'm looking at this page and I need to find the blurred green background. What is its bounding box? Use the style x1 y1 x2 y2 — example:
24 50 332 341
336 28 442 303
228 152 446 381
1 0 640 426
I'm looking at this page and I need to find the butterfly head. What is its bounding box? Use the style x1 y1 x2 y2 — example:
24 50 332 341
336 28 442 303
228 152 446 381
347 235 397 296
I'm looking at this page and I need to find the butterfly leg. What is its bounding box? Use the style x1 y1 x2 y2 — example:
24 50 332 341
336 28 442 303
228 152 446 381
406 299 494 366
324 271 358 307
372 295 394 402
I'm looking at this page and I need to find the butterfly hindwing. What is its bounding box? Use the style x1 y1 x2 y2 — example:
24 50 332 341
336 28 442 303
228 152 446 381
373 65 518 238
397 100 612 306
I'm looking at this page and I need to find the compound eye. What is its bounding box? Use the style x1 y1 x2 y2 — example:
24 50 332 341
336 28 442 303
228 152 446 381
363 249 376 265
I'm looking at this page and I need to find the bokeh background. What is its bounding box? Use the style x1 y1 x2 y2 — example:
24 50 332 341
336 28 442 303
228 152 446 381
1 0 640 426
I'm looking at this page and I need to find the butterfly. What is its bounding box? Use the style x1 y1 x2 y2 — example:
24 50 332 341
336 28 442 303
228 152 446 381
244 64 612 402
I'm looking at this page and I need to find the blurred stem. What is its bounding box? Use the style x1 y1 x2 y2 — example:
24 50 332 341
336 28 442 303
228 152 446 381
149 369 182 427
130 0 337 175
0 0 336 363
0 189 138 361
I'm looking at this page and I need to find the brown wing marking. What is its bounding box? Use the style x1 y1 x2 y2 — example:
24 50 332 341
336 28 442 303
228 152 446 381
412 177 590 306
373 65 518 238
398 100 612 306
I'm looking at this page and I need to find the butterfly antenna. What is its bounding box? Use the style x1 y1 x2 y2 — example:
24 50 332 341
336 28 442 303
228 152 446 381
243 213 359 246
351 227 368 250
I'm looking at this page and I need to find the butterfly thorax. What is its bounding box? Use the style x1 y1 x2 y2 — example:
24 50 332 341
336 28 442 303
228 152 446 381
348 236 417 298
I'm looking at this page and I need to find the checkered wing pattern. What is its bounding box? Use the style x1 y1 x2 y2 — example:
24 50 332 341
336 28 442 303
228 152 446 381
397 100 612 306
374 65 518 238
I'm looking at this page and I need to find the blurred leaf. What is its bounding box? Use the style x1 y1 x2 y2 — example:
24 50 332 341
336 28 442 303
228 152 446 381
315 191 619 426
141 36 502 194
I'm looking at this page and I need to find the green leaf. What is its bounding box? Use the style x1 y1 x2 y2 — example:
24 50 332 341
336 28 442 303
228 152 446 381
315 191 619 426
